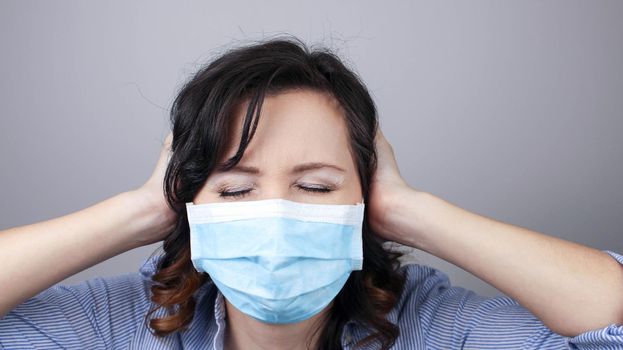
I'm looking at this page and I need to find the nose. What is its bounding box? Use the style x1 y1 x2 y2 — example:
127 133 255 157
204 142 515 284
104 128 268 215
255 181 295 202
255 256 293 271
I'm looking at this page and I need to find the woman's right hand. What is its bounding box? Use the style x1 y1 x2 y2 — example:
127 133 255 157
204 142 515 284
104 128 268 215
129 131 179 246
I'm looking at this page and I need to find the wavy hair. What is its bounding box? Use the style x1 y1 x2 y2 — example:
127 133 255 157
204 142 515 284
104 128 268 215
144 35 407 350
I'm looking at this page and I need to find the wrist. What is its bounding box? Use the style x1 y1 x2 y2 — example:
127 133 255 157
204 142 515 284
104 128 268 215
119 190 177 248
384 188 437 251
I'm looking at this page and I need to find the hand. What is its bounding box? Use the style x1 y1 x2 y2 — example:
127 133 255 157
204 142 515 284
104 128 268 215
130 131 178 244
367 127 417 243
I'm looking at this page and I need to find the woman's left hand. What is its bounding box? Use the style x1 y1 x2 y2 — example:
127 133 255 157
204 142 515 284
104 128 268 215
367 127 419 244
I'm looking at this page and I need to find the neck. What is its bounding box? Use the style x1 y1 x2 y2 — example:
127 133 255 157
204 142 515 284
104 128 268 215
223 299 331 350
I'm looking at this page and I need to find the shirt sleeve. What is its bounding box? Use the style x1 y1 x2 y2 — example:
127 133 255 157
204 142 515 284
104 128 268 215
0 272 153 349
396 249 623 350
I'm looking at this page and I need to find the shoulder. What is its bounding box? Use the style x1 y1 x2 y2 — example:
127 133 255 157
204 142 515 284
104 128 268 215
387 263 557 346
392 261 523 310
0 258 159 349
399 262 450 289
383 263 450 325
395 262 453 305
388 262 521 326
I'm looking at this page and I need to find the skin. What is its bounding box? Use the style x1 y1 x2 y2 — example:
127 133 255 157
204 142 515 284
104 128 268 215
1 89 622 347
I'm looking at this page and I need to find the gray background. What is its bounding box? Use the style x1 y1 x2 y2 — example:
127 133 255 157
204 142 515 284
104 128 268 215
1 0 621 298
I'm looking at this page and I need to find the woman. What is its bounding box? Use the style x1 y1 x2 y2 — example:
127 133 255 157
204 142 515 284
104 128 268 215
0 36 622 350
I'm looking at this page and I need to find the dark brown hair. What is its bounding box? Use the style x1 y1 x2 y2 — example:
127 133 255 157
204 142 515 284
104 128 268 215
144 35 407 350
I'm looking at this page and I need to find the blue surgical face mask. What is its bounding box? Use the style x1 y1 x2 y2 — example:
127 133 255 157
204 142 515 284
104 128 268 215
185 197 365 324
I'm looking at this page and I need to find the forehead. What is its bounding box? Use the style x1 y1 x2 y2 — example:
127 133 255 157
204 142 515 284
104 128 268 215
218 89 355 170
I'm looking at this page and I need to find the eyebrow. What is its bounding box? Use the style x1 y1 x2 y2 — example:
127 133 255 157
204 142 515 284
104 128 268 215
216 162 346 175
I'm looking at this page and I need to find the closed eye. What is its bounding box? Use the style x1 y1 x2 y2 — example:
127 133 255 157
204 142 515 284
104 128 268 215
218 184 333 199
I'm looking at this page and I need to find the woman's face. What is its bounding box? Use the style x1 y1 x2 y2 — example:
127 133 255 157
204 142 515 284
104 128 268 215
194 89 363 205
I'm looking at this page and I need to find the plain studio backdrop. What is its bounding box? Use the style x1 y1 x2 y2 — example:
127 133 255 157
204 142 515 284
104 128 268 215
1 1 622 298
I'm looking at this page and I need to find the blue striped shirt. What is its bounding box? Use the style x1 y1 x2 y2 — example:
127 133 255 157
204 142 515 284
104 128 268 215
1 250 623 349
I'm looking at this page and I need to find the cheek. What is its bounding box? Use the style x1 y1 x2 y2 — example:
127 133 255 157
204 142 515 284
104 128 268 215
340 177 364 203
193 184 220 203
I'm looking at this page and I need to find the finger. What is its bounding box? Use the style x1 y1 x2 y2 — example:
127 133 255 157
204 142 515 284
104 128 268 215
163 131 173 148
148 133 172 179
374 126 393 154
